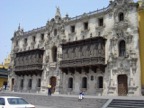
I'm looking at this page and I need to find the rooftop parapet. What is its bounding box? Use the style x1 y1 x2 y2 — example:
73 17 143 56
23 26 46 37
69 7 109 21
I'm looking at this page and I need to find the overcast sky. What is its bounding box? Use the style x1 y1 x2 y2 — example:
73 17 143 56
0 0 138 63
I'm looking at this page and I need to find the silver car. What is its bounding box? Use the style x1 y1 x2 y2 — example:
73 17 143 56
0 96 35 108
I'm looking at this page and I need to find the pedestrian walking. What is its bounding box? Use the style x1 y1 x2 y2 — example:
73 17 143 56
78 91 84 101
48 84 52 96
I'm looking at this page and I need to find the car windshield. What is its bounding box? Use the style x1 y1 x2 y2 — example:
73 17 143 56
7 98 29 105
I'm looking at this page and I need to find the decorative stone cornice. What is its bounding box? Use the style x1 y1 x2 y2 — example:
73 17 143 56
114 20 129 30
81 28 90 34
23 26 46 38
96 24 106 30
23 43 28 48
65 7 110 25
126 35 133 44
39 40 44 45
68 32 76 37
31 41 35 46
13 46 19 53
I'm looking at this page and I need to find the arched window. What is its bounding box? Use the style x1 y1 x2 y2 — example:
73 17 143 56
98 76 103 88
52 46 57 62
68 78 73 88
119 12 124 21
119 40 126 57
82 77 87 88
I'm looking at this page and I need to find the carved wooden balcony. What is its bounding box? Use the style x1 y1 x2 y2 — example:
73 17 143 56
14 63 43 76
14 63 42 71
14 49 44 76
60 36 106 69
60 57 105 68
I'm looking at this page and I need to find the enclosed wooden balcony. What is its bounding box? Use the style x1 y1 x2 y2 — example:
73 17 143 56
14 49 44 76
60 36 106 69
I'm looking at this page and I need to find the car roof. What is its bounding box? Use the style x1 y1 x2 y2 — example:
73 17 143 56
0 96 22 98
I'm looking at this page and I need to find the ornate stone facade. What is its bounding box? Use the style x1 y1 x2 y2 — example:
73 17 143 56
9 0 141 96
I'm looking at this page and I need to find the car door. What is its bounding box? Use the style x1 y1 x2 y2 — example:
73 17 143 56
0 98 5 108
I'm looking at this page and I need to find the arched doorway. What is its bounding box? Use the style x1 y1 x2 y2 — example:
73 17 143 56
68 77 73 89
11 78 15 91
118 75 128 96
82 77 87 89
50 76 56 94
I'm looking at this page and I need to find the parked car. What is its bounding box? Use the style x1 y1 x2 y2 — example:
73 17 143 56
0 96 35 108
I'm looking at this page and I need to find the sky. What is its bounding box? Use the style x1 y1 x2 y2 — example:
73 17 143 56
0 0 138 64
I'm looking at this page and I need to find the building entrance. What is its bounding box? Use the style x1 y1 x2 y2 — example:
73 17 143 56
11 78 15 91
50 76 56 93
118 75 128 96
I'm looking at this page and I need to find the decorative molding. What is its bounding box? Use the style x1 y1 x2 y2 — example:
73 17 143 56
114 21 129 30
81 28 90 34
68 32 76 37
23 43 28 48
95 24 105 30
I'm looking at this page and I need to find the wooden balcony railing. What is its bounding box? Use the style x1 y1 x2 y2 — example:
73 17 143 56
60 57 105 68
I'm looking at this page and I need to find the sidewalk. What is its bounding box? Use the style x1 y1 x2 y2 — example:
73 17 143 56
2 90 144 100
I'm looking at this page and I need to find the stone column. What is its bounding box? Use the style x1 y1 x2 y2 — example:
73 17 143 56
17 77 20 91
14 76 18 92
32 75 37 92
23 75 28 92
62 72 67 94
129 67 133 86
88 67 96 94
58 70 63 94
54 75 60 94
74 69 81 94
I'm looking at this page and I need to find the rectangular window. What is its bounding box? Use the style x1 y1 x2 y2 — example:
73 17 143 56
16 41 18 46
71 25 75 33
33 36 36 42
20 79 24 88
41 33 44 40
98 77 103 88
28 79 32 89
98 18 103 26
84 22 88 30
24 38 27 44
37 79 41 87
54 29 57 36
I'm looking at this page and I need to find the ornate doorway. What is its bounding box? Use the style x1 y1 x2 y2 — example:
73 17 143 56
118 75 128 96
50 76 56 93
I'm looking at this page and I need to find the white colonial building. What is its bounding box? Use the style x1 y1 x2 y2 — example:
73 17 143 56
8 0 141 96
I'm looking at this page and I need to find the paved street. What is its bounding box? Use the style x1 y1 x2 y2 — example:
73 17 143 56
35 105 51 108
0 91 107 108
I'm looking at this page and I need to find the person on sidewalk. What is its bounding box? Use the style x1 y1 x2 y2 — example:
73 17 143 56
47 84 52 96
78 91 84 101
